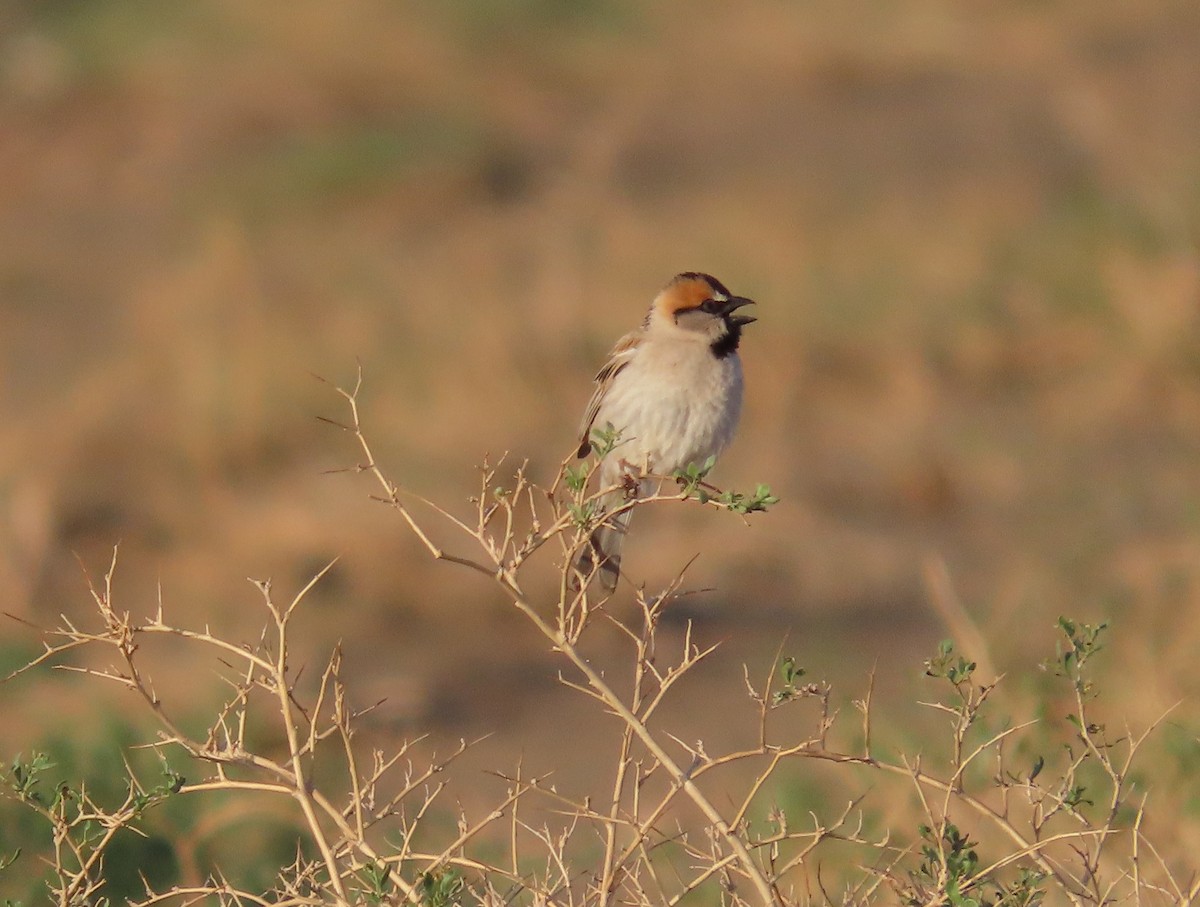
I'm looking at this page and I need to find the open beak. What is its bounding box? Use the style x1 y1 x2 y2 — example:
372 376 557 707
721 296 757 326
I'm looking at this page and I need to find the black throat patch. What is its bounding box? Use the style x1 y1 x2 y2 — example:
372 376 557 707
709 321 742 358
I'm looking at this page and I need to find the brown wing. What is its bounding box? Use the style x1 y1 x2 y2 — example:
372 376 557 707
576 330 641 458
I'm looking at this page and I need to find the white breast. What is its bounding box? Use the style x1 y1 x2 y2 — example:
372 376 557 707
594 341 743 480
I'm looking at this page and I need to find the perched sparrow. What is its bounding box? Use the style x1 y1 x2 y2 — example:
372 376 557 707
572 272 757 590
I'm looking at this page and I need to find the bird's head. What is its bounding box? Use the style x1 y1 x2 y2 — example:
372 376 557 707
648 272 757 356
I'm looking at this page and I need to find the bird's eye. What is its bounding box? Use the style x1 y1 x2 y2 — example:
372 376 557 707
697 299 719 314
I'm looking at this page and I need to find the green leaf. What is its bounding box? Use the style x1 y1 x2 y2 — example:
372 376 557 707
589 423 621 458
1029 754 1044 782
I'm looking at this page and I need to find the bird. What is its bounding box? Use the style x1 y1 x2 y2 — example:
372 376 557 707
571 271 756 591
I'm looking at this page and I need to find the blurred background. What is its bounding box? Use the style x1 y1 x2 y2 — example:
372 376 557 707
3 0 1200 873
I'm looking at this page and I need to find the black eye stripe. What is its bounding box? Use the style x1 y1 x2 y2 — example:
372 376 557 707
673 298 728 321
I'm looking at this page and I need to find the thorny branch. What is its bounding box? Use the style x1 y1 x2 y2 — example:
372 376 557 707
0 368 1193 907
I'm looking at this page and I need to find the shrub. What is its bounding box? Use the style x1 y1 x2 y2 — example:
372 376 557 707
1 371 1193 905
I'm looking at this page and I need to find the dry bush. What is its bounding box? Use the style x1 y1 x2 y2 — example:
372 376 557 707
2 371 1196 906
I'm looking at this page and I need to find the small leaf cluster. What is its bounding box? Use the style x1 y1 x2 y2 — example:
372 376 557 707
906 823 1046 907
563 463 589 493
567 501 598 528
772 656 806 706
911 822 980 907
1044 617 1109 695
715 483 779 514
673 457 779 514
673 456 718 494
563 456 597 527
588 423 621 458
8 753 53 806
357 861 392 905
132 764 186 814
3 748 187 899
420 868 463 907
1060 781 1093 811
563 423 623 527
925 639 976 687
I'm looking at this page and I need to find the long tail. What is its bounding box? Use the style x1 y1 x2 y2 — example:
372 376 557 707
572 498 633 592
